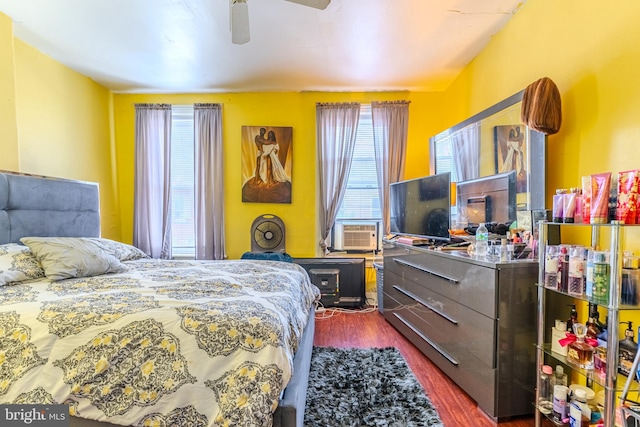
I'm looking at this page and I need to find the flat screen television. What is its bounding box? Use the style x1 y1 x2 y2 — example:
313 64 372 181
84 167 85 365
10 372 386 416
389 172 451 241
456 170 517 226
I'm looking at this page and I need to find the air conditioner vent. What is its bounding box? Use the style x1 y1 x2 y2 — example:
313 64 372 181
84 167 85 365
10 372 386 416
342 224 377 251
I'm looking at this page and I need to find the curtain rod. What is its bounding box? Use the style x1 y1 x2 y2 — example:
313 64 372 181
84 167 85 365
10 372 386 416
133 103 171 110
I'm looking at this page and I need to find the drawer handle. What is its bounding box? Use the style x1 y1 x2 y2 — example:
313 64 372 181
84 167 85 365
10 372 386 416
394 259 459 284
392 285 458 325
394 313 459 366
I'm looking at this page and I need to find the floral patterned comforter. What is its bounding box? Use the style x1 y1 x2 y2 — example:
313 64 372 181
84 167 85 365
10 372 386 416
0 259 319 427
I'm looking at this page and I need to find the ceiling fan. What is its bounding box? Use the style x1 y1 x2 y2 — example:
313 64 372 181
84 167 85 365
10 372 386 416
231 0 331 45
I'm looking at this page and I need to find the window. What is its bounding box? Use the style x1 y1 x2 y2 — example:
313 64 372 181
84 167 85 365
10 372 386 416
431 130 459 217
333 104 381 250
432 130 458 182
170 105 195 257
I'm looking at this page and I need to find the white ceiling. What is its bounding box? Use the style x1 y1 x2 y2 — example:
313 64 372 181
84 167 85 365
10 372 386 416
0 0 525 93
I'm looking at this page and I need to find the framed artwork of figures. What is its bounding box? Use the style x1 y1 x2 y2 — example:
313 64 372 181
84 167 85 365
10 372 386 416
494 124 527 193
241 126 293 203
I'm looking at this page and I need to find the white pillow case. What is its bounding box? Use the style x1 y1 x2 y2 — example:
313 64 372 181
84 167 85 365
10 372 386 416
0 243 46 285
20 237 128 281
86 238 149 261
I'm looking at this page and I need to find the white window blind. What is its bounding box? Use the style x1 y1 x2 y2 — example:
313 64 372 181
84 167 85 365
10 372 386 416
432 130 458 216
335 104 381 221
433 131 458 182
170 105 195 257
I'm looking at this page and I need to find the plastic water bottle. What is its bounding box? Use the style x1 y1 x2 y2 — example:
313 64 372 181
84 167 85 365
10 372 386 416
476 223 488 257
538 365 553 414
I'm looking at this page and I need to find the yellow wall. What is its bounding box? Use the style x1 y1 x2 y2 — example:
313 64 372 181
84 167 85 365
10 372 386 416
1 25 120 239
112 91 445 259
0 13 19 170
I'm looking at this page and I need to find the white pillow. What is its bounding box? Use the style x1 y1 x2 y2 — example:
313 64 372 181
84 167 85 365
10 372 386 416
0 243 45 285
85 238 149 261
20 237 128 281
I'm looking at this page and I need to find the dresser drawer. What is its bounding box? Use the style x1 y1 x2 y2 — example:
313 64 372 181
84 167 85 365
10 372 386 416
385 270 495 367
386 249 496 318
383 290 497 415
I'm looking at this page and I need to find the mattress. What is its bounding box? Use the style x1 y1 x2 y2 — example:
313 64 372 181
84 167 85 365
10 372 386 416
0 250 319 427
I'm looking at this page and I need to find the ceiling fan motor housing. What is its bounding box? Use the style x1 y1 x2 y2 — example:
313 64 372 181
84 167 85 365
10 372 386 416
251 214 286 253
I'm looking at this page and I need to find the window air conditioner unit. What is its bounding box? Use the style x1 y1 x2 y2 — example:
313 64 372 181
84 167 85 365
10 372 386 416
342 223 377 251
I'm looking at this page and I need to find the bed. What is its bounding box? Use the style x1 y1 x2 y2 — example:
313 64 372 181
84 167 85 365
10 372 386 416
0 171 319 427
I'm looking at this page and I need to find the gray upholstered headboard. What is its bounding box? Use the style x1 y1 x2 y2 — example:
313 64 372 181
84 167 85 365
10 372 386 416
0 171 100 244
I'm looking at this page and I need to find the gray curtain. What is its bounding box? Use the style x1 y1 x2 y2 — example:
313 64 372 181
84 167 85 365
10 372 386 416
372 100 410 236
133 103 172 259
316 102 361 255
194 103 225 260
451 123 480 181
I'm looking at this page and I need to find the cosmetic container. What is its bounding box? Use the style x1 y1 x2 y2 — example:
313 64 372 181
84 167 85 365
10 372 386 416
568 246 586 296
551 320 568 356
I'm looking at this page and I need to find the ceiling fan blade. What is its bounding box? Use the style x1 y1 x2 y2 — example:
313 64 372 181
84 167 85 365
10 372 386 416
284 0 330 10
231 0 250 45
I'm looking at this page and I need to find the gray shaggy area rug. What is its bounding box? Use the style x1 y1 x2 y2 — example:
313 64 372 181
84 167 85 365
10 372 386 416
304 347 444 427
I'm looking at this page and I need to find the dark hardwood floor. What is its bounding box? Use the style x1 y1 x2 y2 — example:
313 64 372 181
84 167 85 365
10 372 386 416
313 308 541 427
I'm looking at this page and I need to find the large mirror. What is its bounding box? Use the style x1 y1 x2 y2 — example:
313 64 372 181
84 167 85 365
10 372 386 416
429 90 546 217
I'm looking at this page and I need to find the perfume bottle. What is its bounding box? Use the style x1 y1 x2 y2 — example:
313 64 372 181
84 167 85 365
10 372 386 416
567 323 594 369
